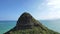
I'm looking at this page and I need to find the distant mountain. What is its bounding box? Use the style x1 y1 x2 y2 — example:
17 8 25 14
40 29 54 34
4 12 60 34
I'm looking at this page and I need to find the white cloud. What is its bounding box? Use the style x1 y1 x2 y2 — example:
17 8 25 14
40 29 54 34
31 0 60 20
40 0 60 19
47 0 60 8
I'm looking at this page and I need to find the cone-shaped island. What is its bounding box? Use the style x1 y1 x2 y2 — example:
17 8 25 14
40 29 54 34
4 12 60 34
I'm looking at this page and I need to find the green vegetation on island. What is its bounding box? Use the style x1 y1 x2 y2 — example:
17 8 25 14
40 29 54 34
4 12 60 34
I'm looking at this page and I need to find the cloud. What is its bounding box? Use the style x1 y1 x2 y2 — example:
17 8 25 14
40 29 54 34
39 0 60 20
47 0 60 8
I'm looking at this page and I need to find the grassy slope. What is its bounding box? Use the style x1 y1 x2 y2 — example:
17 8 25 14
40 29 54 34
5 25 60 34
4 12 60 34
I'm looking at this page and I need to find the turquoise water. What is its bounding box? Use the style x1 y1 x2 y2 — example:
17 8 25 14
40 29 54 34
0 21 16 34
0 20 60 34
40 19 60 33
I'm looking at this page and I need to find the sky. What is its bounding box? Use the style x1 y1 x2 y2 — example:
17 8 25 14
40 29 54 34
0 0 60 33
0 0 60 20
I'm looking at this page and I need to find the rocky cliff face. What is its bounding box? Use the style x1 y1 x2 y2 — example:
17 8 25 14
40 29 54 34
4 12 60 34
15 12 43 30
16 12 34 29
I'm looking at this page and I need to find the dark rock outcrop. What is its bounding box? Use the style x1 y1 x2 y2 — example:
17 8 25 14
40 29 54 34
4 12 60 34
16 12 34 29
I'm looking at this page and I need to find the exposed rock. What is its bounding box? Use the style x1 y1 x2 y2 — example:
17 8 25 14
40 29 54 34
4 12 60 34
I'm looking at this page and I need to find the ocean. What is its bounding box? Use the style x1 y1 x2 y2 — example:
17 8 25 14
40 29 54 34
0 21 16 34
0 20 60 34
40 19 60 33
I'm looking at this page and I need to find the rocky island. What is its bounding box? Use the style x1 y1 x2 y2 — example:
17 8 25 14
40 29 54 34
4 12 60 34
